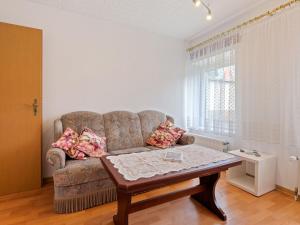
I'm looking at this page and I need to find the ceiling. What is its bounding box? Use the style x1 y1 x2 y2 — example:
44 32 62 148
28 0 268 39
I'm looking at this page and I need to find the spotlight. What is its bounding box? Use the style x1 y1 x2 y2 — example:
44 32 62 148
193 0 213 21
193 0 201 7
206 11 212 21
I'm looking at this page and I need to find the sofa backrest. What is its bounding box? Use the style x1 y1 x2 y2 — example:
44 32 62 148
138 110 167 143
55 110 174 152
60 111 105 136
103 111 144 152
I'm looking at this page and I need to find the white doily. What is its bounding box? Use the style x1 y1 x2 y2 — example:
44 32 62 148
107 144 235 181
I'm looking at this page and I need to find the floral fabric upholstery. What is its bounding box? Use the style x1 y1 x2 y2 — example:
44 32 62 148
54 178 116 213
75 128 107 158
46 148 66 170
103 111 144 152
160 120 186 143
61 111 106 142
138 110 167 143
146 129 176 148
54 158 110 187
110 147 151 155
54 178 115 199
52 128 86 160
52 127 107 160
146 120 186 148
177 134 196 145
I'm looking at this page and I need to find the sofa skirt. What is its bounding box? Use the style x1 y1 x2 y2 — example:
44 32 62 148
54 179 117 213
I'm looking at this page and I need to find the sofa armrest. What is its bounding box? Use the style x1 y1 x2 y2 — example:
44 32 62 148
46 148 66 170
192 134 229 152
177 134 195 145
54 119 63 141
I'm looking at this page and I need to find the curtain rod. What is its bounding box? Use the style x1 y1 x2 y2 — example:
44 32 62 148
186 0 300 52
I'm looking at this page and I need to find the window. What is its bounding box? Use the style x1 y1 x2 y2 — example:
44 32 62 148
185 48 236 136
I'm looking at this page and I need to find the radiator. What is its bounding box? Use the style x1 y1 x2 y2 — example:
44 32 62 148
192 134 229 152
289 156 300 200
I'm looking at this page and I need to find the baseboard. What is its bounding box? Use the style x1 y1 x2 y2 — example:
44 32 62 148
43 177 53 185
0 185 52 201
0 178 53 201
276 185 294 197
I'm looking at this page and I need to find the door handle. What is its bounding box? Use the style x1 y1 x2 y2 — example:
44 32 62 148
32 98 38 116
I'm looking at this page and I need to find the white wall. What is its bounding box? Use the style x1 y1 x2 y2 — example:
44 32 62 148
186 0 299 191
0 0 185 178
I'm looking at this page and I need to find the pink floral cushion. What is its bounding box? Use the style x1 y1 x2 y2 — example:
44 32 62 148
74 128 107 158
51 128 86 160
159 120 186 144
146 120 186 149
146 129 175 149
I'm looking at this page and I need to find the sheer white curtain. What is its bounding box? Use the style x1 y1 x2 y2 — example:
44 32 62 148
236 5 300 154
185 4 300 188
185 5 300 151
185 34 238 136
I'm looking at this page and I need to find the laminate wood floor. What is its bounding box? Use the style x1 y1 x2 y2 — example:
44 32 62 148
1 176 299 225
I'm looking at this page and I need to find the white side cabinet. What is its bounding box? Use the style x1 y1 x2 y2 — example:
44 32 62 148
227 150 276 196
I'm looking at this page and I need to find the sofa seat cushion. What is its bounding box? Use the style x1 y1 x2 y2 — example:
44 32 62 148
145 145 161 150
53 158 109 187
110 147 151 155
146 144 183 150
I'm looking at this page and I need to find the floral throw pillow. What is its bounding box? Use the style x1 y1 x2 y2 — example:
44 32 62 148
74 128 107 158
146 129 175 149
159 120 186 144
146 120 186 149
51 128 86 160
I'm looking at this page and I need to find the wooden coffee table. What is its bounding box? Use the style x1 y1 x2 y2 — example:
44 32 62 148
101 154 241 225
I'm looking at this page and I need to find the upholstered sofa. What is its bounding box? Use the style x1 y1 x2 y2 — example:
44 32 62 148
46 110 195 213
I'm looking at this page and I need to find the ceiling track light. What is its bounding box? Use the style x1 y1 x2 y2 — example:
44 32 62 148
193 0 202 7
193 0 213 21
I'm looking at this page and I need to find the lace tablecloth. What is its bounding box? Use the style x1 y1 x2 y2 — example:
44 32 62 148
107 144 235 181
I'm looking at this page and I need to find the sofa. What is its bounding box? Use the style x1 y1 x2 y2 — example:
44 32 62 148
46 110 195 213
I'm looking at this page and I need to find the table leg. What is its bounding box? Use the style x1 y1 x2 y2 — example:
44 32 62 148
191 173 227 221
113 190 131 225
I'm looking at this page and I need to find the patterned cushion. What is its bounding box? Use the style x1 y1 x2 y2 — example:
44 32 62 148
162 121 186 143
74 128 107 158
52 128 86 160
146 120 186 149
146 129 175 148
61 111 105 138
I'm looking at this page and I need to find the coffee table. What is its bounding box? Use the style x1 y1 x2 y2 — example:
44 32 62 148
101 152 241 225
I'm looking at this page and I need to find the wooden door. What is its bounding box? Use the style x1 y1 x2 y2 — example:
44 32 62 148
0 22 42 195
